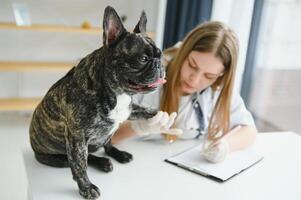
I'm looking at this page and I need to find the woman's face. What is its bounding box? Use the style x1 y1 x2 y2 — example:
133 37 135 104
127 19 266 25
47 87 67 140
179 51 225 96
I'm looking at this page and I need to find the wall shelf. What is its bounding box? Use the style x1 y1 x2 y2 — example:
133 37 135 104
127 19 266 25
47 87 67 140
0 22 101 34
0 98 41 111
0 22 156 38
0 20 156 111
0 61 74 72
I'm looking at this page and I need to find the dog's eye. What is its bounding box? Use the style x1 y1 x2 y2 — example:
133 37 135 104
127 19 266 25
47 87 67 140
139 55 149 63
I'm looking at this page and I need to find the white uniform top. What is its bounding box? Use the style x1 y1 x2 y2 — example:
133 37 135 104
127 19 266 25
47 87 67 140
132 86 255 140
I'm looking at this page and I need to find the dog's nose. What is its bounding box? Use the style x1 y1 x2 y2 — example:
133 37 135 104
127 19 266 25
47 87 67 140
154 48 162 57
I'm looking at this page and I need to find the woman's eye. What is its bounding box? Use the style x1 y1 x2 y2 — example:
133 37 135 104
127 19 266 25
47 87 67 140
206 76 217 80
189 63 197 69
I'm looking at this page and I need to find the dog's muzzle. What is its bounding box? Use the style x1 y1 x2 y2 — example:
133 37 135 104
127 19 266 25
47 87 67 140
126 59 166 92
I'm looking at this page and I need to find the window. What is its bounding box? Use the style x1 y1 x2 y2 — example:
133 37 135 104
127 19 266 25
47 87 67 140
247 0 301 133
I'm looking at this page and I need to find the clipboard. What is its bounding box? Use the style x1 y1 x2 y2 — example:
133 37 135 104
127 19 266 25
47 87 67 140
165 143 264 182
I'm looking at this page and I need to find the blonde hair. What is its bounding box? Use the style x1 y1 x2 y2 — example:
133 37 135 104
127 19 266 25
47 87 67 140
160 21 239 140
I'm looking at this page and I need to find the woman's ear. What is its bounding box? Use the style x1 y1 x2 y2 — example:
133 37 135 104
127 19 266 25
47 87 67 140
212 75 224 90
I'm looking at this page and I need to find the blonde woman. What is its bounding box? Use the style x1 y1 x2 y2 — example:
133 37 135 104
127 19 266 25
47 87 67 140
112 21 257 163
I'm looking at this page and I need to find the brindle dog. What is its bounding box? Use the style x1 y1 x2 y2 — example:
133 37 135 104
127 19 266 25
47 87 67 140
29 6 165 199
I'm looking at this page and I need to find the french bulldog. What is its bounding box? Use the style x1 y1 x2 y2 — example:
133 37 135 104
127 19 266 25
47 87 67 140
29 6 165 199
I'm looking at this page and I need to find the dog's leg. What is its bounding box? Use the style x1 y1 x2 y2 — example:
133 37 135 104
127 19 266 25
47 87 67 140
128 103 157 120
104 140 133 163
88 155 113 172
65 131 100 199
34 152 69 167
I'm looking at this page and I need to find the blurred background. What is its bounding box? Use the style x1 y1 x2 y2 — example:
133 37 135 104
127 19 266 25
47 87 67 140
1 0 300 134
0 0 300 198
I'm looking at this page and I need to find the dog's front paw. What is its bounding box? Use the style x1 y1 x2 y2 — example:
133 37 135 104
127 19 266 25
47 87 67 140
96 157 113 172
114 151 133 163
100 159 113 172
105 146 133 163
79 184 100 199
88 156 113 173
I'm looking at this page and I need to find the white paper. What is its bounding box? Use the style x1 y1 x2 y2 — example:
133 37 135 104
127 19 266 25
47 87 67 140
166 143 263 181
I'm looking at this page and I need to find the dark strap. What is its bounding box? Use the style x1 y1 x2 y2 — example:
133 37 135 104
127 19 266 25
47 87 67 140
192 98 205 139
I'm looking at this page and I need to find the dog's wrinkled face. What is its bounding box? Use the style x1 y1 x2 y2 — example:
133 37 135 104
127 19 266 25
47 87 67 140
102 7 166 94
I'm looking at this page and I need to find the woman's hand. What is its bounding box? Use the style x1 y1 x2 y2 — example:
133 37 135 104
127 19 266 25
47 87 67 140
201 125 243 163
130 111 183 136
201 138 230 163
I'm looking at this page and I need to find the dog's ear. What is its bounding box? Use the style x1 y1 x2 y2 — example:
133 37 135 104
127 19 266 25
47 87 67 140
133 11 147 34
103 6 126 47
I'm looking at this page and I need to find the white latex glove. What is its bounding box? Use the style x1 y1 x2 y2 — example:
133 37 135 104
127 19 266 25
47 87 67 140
202 138 230 163
130 111 183 136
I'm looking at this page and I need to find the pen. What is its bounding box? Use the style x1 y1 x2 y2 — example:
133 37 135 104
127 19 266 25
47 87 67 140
206 125 242 150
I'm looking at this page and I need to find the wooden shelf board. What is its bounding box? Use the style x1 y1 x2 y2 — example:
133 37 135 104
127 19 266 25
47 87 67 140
0 98 41 111
0 61 74 72
0 22 156 38
0 22 101 34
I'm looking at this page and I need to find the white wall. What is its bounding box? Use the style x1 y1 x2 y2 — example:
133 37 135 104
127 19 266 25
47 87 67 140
155 0 167 49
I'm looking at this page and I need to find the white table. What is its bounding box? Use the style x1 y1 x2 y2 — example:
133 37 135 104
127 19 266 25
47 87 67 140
23 132 301 200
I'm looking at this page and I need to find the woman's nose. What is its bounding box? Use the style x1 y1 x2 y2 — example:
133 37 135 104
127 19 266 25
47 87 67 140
189 73 200 86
